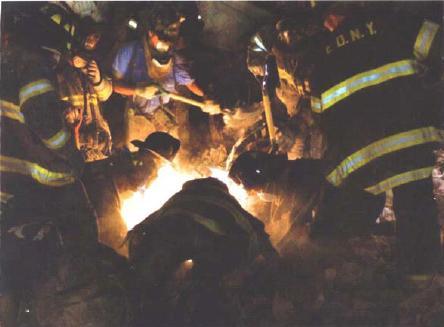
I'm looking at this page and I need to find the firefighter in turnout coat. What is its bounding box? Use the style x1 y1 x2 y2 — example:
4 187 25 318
0 4 129 326
82 132 181 256
308 3 443 273
128 177 278 327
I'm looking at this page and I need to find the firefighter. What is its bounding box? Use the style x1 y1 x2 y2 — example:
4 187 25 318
82 132 181 256
57 16 113 162
0 3 129 326
229 151 385 253
127 177 278 326
243 21 325 160
307 3 443 273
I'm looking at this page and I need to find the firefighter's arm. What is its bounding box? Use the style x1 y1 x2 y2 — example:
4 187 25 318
185 81 204 97
113 80 160 100
86 60 113 102
19 70 82 170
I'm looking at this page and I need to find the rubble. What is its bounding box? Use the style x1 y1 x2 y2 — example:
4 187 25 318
274 235 444 326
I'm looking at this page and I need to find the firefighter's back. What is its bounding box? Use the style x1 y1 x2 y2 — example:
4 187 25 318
128 177 278 326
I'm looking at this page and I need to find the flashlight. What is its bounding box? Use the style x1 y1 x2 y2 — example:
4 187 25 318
128 18 138 30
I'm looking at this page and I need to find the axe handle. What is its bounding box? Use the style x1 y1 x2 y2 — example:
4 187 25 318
165 92 206 109
262 93 276 144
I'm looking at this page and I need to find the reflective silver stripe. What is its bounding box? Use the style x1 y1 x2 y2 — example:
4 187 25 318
0 155 75 187
42 128 71 150
364 167 433 195
0 100 24 123
320 60 419 111
311 97 322 113
327 127 444 187
414 20 440 61
19 79 55 106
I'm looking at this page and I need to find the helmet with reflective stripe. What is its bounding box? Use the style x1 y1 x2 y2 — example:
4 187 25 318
2 2 80 54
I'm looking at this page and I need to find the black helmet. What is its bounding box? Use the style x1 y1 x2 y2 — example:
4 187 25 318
2 2 80 54
131 132 180 161
275 15 320 51
228 151 275 191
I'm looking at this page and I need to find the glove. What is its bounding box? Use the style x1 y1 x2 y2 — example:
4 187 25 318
134 85 160 100
86 60 102 85
201 100 222 115
72 55 88 69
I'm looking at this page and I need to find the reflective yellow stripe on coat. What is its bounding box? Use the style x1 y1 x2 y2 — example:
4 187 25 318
61 94 99 107
319 59 420 111
327 127 444 187
2 100 70 150
0 155 75 187
19 79 55 106
414 20 440 61
42 128 71 150
365 167 434 195
0 100 24 123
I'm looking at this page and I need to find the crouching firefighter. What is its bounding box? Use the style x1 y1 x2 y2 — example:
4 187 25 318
82 131 181 256
0 4 130 326
229 151 385 254
127 177 279 327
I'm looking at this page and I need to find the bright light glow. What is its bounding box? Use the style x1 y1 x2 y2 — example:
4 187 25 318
128 19 138 30
197 15 202 20
209 167 250 207
121 164 251 230
121 163 199 229
253 35 267 52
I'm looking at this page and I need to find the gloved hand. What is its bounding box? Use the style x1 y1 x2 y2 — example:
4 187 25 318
64 106 82 127
134 85 160 100
86 60 102 85
201 100 222 115
72 55 88 69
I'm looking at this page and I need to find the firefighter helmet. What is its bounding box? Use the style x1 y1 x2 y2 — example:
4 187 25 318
2 2 80 54
131 132 181 162
228 151 275 191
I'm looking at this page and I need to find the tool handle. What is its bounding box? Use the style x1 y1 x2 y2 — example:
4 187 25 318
167 92 206 108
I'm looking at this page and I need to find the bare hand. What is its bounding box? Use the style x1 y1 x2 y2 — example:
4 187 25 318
134 85 160 99
201 100 221 115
